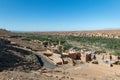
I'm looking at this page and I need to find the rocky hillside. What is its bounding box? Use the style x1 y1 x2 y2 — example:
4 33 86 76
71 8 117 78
0 46 41 72
0 35 41 72
0 29 14 36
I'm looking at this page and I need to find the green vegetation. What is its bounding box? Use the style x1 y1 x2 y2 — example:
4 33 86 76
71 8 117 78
113 50 120 56
63 42 73 51
58 45 63 54
22 34 73 51
23 34 66 44
67 36 120 50
22 34 120 55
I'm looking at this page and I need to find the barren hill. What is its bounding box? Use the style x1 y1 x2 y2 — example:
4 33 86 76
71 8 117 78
0 29 12 35
0 29 16 38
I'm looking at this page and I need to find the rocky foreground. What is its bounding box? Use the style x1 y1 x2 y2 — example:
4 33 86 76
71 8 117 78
1 62 120 80
0 42 41 72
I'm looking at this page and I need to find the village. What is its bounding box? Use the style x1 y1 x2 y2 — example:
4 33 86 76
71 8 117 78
4 34 120 67
39 40 120 67
0 29 120 80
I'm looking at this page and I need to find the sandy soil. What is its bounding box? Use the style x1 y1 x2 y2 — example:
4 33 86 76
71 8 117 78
0 57 120 80
43 63 120 80
1 62 120 80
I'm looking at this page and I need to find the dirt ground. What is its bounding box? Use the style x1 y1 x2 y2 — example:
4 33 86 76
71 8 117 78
1 62 120 80
43 62 120 80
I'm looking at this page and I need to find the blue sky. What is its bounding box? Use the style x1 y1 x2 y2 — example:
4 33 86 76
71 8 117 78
0 0 120 31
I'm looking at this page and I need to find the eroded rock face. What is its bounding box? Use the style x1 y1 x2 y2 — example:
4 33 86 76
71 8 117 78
0 39 41 72
0 38 10 47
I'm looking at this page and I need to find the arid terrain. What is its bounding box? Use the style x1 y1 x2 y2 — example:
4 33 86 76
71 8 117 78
0 29 120 80
24 29 120 38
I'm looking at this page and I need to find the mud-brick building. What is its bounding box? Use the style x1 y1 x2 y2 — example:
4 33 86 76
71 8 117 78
81 52 92 62
69 53 81 60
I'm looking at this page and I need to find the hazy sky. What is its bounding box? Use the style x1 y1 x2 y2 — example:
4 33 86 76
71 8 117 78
0 0 120 31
